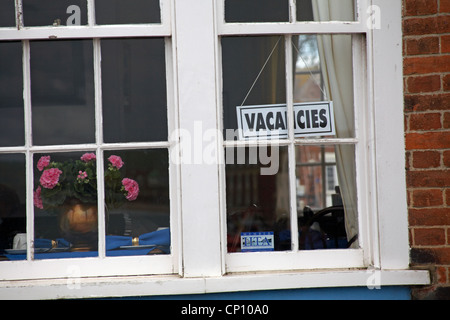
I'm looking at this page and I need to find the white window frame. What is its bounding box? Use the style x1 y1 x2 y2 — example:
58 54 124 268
0 0 429 299
173 0 430 282
0 0 180 280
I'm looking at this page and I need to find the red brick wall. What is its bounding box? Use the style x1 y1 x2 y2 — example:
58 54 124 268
403 0 450 299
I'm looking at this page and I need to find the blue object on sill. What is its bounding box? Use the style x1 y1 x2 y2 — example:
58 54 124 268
3 228 170 260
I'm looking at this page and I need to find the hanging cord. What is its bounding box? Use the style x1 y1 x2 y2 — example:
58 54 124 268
291 38 328 101
240 36 283 107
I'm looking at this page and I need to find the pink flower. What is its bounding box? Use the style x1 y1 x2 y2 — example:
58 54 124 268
81 153 96 162
122 178 139 201
33 186 43 209
40 168 62 189
37 156 50 171
108 155 124 169
77 171 88 180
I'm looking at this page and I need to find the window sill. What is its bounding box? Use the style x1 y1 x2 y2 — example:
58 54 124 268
0 269 430 300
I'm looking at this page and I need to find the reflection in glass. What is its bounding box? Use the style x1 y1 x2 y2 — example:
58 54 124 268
0 42 25 147
297 0 355 22
23 0 88 26
33 152 99 257
296 144 358 250
0 1 16 27
0 154 26 260
222 36 286 138
102 38 167 143
293 34 354 138
104 149 170 256
226 146 290 252
294 35 322 104
31 40 95 145
225 0 289 22
95 0 161 25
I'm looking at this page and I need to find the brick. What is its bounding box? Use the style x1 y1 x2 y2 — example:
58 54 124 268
404 0 438 16
436 266 448 284
442 35 450 53
410 247 439 264
441 0 450 13
412 151 441 168
412 286 450 300
405 36 440 55
444 75 450 91
406 150 412 170
404 55 450 75
411 189 444 207
444 151 450 167
408 113 441 131
403 16 450 36
409 207 450 226
444 112 450 128
408 170 450 188
406 75 441 93
405 132 450 150
430 248 450 264
414 227 446 246
404 93 450 112
409 170 450 188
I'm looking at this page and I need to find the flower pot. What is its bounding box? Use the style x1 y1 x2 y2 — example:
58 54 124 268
59 202 98 251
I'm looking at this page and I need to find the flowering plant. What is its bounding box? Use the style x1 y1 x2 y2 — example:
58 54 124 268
33 153 139 210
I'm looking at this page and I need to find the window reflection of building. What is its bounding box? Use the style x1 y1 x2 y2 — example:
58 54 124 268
294 35 340 214
296 146 338 212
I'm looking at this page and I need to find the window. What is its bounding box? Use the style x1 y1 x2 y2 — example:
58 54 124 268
0 0 177 279
218 1 362 272
0 0 429 298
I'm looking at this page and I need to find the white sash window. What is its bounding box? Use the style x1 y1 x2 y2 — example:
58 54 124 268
0 0 429 299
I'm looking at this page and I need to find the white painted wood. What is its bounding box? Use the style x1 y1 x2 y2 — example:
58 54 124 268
165 35 182 275
0 0 430 294
174 0 223 277
371 0 409 270
87 0 95 26
226 249 365 272
0 269 430 300
22 40 34 262
285 35 299 252
0 25 171 41
0 255 174 281
0 0 177 281
218 22 366 36
93 38 106 258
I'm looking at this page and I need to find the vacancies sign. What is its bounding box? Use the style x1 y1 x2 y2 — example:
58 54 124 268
236 101 335 140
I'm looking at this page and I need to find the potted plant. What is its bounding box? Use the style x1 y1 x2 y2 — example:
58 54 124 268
33 153 139 250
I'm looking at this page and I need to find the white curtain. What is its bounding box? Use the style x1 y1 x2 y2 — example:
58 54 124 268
312 0 359 247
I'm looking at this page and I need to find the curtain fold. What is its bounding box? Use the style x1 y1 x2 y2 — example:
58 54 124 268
312 0 359 247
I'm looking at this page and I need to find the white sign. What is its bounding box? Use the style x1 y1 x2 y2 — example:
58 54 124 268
241 232 274 252
236 101 335 140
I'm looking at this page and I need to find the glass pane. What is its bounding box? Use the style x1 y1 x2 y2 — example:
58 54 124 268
33 152 99 258
225 0 289 22
296 0 356 22
0 154 26 261
104 149 170 256
296 144 358 250
23 0 88 26
31 40 95 145
222 36 286 140
102 38 168 143
95 0 161 25
0 41 25 147
0 1 16 27
293 34 354 138
226 146 290 252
